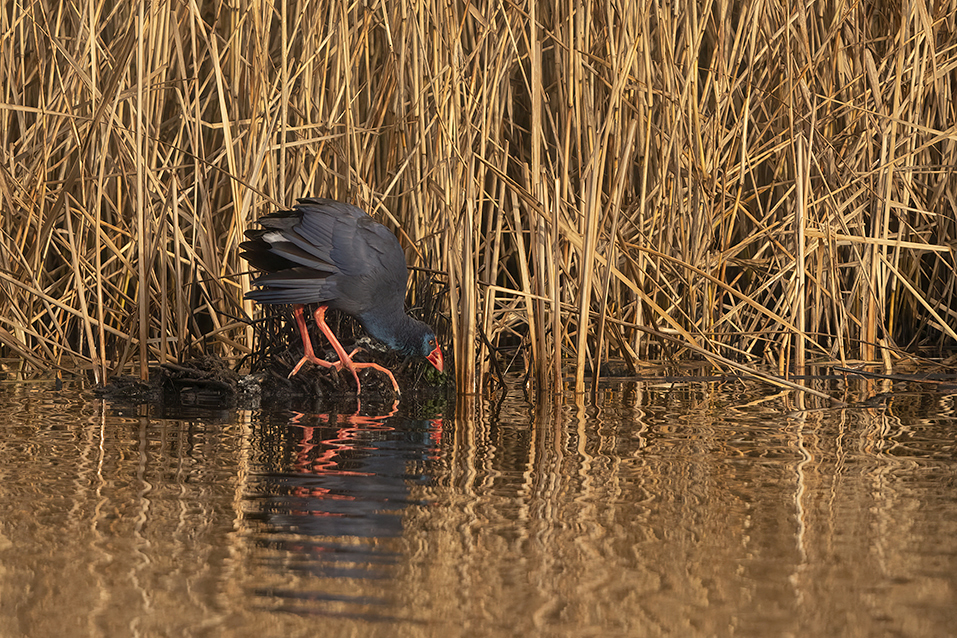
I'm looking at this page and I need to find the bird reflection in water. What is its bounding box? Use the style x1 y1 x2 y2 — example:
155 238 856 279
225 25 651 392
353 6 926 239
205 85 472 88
287 400 401 489
243 400 443 615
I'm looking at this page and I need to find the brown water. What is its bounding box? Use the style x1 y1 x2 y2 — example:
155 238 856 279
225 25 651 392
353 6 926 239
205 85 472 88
1 378 956 637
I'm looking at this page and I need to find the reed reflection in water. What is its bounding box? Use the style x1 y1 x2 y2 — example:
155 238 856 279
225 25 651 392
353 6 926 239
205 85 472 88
236 383 957 637
0 381 956 637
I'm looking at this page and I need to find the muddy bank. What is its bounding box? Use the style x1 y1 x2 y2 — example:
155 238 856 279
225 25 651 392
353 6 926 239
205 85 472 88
95 351 451 413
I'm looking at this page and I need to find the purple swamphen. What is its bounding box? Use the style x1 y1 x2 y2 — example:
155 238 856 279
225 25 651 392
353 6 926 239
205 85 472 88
241 198 444 394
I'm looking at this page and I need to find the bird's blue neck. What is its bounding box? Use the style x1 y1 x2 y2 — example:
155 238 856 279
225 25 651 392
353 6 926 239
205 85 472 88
359 306 426 356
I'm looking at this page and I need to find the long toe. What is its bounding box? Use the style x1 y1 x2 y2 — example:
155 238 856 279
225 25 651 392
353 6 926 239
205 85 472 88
288 353 340 379
349 362 400 395
288 357 311 378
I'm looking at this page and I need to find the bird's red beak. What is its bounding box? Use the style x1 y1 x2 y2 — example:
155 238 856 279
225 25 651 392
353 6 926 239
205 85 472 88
427 346 444 373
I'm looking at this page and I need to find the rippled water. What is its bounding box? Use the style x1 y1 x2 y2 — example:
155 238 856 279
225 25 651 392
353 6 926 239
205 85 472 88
1 378 956 637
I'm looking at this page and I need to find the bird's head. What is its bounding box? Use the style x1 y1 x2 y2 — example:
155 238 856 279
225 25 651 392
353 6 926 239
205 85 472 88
367 313 445 374
420 332 444 373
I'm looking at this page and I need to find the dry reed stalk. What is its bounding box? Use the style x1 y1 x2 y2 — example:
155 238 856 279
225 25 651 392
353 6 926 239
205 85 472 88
0 0 954 394
795 133 807 377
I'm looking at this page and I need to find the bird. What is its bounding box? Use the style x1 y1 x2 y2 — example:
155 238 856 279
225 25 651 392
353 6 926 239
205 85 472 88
241 198 444 394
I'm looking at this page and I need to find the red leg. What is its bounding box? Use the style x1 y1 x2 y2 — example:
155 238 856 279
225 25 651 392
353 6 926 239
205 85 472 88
287 305 400 394
288 305 342 378
311 306 401 394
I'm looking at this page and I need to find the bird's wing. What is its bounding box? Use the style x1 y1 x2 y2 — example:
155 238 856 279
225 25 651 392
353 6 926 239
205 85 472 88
348 214 409 282
302 202 410 316
293 199 409 286
243 229 337 274
245 198 413 314
244 267 338 304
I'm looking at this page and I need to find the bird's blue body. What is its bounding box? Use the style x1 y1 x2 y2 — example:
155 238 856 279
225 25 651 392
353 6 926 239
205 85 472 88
241 198 443 370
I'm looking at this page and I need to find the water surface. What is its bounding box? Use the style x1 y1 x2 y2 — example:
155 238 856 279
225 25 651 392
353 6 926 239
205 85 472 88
1 378 956 637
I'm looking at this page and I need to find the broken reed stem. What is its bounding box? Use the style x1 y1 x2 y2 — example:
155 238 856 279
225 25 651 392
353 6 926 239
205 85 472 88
0 0 954 394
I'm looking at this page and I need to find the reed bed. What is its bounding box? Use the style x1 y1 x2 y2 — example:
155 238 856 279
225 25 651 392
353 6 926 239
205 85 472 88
1 0 955 394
